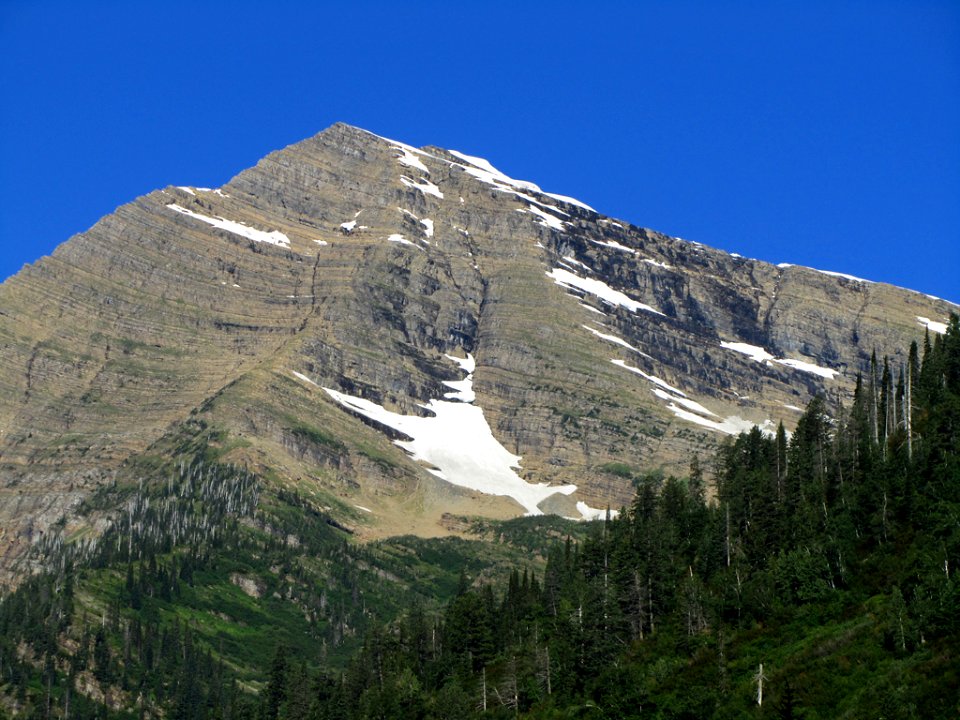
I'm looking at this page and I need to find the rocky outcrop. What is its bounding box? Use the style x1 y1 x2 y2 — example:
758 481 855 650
0 123 954 587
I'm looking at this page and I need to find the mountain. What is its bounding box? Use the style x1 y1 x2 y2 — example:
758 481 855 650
0 122 954 589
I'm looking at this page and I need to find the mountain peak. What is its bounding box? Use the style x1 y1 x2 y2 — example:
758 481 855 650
0 126 953 588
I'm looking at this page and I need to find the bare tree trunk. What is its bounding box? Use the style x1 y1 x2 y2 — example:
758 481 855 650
648 574 655 636
725 505 731 568
754 663 766 706
482 666 487 712
905 362 912 460
633 570 645 640
870 355 879 446
882 491 889 543
545 645 551 696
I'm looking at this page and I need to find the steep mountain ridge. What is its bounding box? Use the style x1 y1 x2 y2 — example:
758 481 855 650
0 122 953 587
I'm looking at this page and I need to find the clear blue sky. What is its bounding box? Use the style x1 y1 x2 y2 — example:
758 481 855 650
2 1 958 302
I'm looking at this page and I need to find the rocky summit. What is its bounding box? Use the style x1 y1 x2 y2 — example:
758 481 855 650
0 122 954 587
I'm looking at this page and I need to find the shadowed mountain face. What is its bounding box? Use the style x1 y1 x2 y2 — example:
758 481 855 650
0 122 953 586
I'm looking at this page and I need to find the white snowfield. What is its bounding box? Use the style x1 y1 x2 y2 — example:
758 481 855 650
591 239 635 254
548 268 664 316
610 359 775 437
392 145 430 174
775 358 838 379
450 150 543 194
177 186 228 198
642 258 674 270
576 502 618 521
527 206 567 232
400 175 444 199
720 341 775 363
166 204 290 248
917 316 948 335
318 355 578 516
442 353 476 402
666 403 775 436
720 341 838 379
449 150 595 213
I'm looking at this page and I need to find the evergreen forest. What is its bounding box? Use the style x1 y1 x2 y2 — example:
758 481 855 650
1 316 958 719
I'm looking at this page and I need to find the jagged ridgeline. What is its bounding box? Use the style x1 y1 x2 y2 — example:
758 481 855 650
1 317 958 718
1 123 957 589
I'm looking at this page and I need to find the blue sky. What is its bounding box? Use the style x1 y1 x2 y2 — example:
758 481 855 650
2 1 958 302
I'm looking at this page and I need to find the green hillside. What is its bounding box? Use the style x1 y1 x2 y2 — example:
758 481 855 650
1 316 958 718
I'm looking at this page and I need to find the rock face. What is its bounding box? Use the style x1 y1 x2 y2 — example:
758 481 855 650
0 123 954 586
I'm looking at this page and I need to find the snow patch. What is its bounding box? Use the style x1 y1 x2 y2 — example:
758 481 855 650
442 353 476 402
584 326 650 357
720 341 838 379
917 316 948 335
322 355 576 515
166 204 290 248
450 150 542 194
388 233 414 246
721 341 775 363
177 187 227 198
561 255 592 272
579 304 606 316
576 502 618 521
778 263 874 284
527 206 567 232
651 388 717 417
610 360 685 396
609 359 770 435
353 505 372 513
666 404 773 436
817 270 874 284
512 190 570 215
421 218 434 238
591 239 635 254
290 371 319 387
450 150 593 213
544 192 595 212
400 175 444 199
393 145 430 174
548 268 664 316
775 358 838 379
642 258 674 270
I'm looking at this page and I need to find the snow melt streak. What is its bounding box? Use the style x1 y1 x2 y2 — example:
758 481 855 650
166 204 290 247
720 341 838 379
548 268 663 316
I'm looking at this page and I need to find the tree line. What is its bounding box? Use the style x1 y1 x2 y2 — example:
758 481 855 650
1 315 958 718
